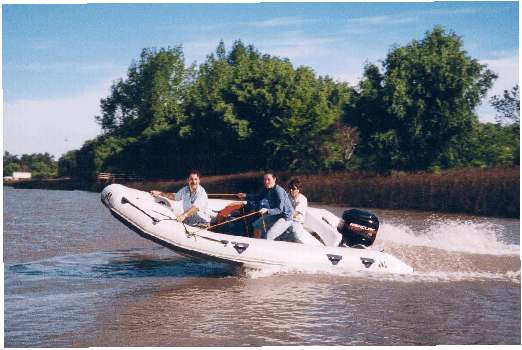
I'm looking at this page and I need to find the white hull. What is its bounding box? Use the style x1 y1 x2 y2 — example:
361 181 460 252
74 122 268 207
101 184 414 275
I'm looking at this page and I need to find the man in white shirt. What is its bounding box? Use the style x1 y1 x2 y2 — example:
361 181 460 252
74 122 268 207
150 170 211 226
288 178 323 246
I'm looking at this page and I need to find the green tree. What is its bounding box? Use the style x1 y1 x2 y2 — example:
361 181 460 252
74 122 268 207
4 152 58 178
61 136 132 179
490 85 520 125
345 26 497 172
187 41 352 172
58 150 78 177
86 46 196 179
488 84 520 165
96 46 193 137
440 120 519 168
343 64 402 172
4 151 22 176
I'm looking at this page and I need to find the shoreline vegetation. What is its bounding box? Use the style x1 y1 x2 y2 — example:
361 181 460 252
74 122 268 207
4 28 519 220
6 167 519 218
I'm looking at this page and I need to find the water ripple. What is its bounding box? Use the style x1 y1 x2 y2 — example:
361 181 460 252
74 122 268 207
6 250 236 280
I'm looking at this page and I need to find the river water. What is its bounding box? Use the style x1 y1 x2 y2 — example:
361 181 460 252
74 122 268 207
3 187 520 346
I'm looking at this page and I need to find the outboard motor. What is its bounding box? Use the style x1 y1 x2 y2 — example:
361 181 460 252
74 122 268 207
337 209 379 247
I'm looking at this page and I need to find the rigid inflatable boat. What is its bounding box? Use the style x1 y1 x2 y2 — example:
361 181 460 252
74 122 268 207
101 184 414 275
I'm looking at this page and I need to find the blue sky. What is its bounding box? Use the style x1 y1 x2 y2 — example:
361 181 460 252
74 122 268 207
3 2 519 159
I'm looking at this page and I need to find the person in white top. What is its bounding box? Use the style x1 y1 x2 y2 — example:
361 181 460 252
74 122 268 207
288 178 322 246
150 170 211 227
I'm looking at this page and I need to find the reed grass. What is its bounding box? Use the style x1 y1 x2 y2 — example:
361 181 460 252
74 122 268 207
10 167 519 218
301 168 519 217
126 167 519 218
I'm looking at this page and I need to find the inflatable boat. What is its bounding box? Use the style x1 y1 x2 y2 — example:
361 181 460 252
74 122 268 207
101 184 414 275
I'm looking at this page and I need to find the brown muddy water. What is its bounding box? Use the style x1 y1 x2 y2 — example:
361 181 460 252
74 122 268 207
3 187 520 347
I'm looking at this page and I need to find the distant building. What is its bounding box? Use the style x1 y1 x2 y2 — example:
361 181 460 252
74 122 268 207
12 172 32 180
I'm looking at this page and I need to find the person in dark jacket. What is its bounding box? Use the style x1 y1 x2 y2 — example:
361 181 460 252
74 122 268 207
237 169 294 239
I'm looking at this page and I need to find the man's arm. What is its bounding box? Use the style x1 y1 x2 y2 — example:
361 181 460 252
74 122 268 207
176 205 199 222
150 190 175 200
237 192 262 202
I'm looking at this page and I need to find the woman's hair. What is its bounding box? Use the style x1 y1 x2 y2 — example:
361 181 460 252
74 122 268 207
288 178 301 189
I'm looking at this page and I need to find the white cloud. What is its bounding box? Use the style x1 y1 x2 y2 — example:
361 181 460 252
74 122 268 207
330 70 364 85
255 34 338 62
346 15 418 26
481 53 519 96
250 16 319 28
345 6 483 28
413 7 485 17
476 52 519 123
183 40 222 63
3 81 113 159
182 33 339 64
265 38 335 60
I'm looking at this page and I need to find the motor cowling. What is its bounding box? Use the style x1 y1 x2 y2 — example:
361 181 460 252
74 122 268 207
337 209 379 247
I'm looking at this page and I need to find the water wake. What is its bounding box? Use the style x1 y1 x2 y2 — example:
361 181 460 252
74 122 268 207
242 218 520 283
242 263 521 283
378 219 519 256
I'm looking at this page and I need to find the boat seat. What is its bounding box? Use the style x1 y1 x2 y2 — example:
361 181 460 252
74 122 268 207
303 208 343 247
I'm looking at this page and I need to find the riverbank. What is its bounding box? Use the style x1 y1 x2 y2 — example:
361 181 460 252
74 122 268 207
6 167 519 218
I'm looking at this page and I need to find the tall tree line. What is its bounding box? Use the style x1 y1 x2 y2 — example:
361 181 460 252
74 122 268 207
57 27 519 180
4 152 58 178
